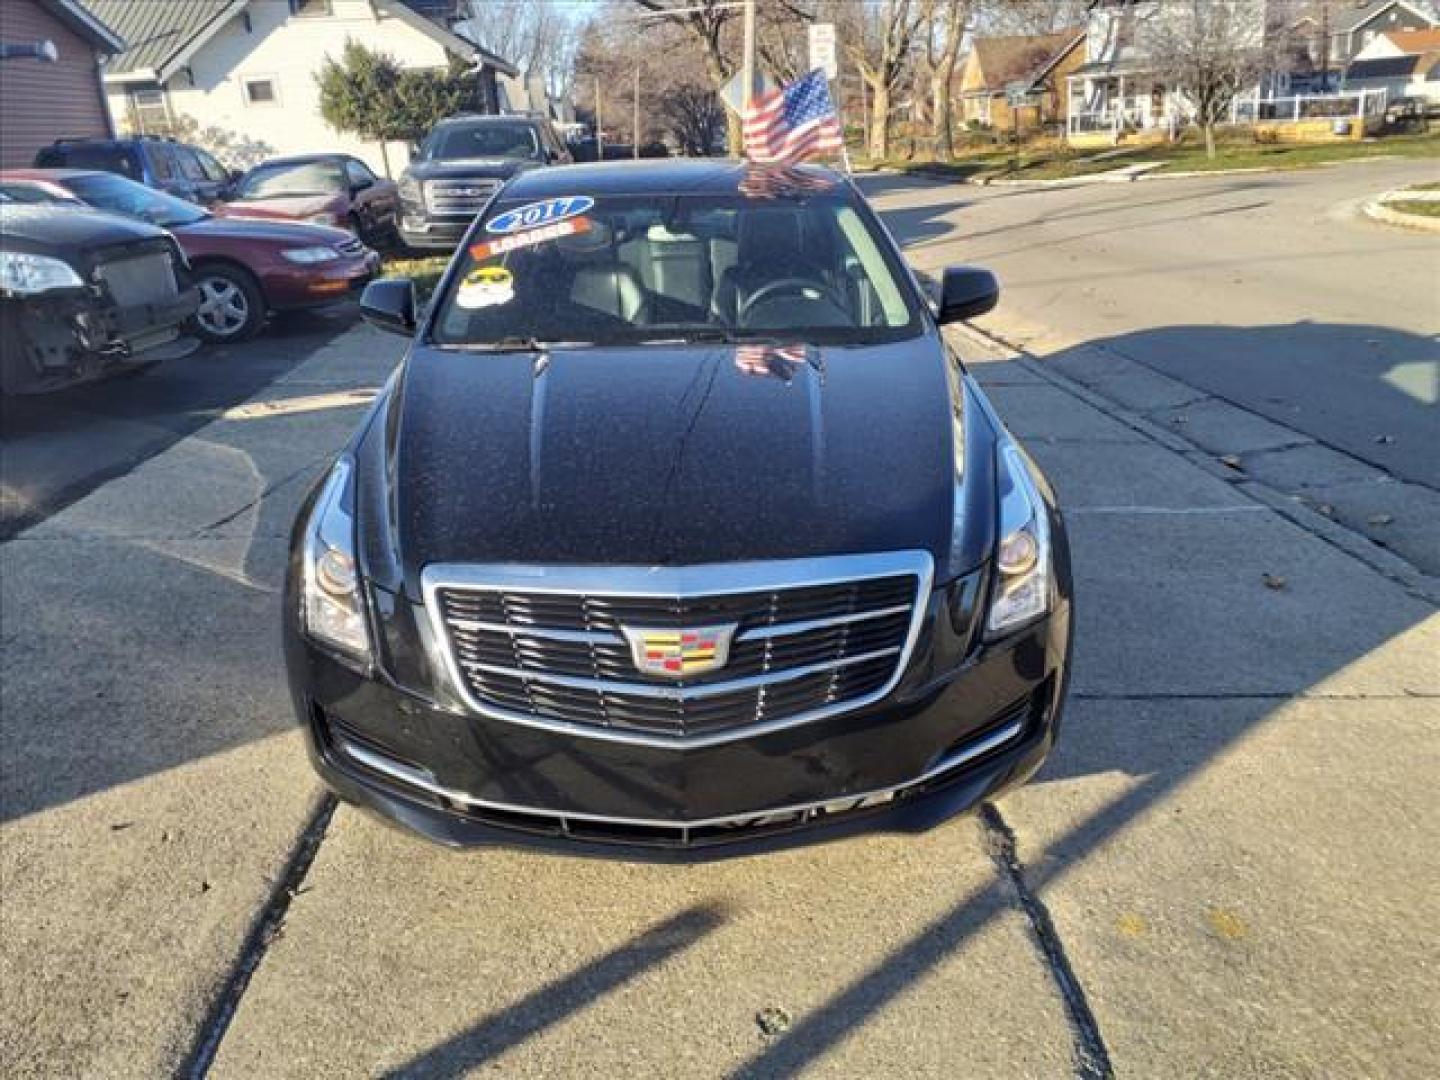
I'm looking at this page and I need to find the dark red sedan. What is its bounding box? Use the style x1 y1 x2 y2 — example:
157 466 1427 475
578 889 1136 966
0 169 380 343
222 154 399 248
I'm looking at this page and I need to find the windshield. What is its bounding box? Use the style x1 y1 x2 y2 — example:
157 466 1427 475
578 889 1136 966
236 160 344 198
65 172 207 227
422 123 541 162
430 188 922 348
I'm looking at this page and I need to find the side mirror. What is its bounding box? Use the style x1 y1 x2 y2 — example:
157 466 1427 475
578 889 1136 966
360 279 417 337
936 266 999 325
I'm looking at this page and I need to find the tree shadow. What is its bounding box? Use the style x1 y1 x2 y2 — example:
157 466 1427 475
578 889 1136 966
381 904 727 1079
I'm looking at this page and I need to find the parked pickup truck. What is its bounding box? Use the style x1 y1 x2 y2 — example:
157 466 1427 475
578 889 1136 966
0 202 199 394
396 114 571 251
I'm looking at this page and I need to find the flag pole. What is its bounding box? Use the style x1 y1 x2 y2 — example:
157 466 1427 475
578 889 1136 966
832 73 853 176
741 0 756 113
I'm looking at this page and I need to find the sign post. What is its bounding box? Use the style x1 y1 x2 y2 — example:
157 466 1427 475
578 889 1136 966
809 22 851 174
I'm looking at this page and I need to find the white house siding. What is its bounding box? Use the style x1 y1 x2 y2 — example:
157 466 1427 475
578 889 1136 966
105 0 455 175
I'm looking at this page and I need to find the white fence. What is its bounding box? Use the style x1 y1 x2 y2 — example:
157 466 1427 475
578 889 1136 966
1230 88 1387 125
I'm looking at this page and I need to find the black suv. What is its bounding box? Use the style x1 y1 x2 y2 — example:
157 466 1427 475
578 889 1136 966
285 161 1072 856
397 114 571 251
35 137 235 206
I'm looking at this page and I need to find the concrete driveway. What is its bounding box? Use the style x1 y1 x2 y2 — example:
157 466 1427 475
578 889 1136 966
2 163 1437 1079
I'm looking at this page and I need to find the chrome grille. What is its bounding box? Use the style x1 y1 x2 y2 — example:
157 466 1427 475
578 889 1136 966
424 554 933 745
424 177 500 215
95 250 177 306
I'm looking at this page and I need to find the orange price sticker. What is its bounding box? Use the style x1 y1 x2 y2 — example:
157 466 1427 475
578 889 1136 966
469 216 592 261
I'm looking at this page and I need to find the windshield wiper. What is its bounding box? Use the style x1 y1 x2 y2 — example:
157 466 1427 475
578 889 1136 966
435 337 595 354
634 329 784 346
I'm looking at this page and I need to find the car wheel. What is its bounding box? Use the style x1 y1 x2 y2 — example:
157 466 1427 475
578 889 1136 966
192 265 264 343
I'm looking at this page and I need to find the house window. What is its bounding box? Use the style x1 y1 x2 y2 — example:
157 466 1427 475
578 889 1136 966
243 77 279 106
290 0 332 16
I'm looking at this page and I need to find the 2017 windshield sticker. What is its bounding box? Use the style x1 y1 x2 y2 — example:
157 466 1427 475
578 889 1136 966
486 196 594 235
469 216 592 261
455 265 515 310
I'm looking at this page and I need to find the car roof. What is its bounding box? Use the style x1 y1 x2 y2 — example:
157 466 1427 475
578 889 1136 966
436 114 545 126
502 159 848 199
249 153 350 167
1 167 101 182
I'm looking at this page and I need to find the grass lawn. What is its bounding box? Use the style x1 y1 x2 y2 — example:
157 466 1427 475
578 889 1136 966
1385 199 1440 218
869 130 1440 184
380 254 451 303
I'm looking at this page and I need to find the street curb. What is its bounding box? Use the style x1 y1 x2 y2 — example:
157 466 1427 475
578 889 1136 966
949 322 1440 606
1363 188 1440 233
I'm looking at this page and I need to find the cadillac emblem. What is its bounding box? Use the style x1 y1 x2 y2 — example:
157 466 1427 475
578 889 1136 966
620 623 738 679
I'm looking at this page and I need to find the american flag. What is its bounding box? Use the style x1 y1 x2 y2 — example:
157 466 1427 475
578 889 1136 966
742 68 845 165
734 343 813 383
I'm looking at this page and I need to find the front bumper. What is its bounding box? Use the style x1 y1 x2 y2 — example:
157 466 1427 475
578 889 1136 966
286 583 1071 859
262 251 381 310
398 213 471 251
0 287 200 395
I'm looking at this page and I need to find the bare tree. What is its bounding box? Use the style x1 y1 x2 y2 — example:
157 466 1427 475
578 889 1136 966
1145 0 1270 158
659 82 728 154
927 0 970 160
846 0 928 160
632 0 745 152
975 0 1088 35
459 0 580 102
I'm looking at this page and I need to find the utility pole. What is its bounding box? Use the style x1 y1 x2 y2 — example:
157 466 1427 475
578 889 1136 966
741 0 756 111
1319 0 1331 92
595 75 603 160
633 64 641 159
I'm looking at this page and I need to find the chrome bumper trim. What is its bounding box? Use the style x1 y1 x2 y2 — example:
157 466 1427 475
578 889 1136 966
333 714 1026 834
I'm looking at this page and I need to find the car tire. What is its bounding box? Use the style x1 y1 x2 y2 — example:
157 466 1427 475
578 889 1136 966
191 264 264 343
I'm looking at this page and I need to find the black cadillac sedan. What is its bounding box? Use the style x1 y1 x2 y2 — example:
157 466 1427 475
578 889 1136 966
284 160 1071 857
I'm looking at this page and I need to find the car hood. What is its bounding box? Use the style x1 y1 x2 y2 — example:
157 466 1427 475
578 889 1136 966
0 203 166 254
367 335 958 589
218 194 341 220
403 159 534 181
178 214 353 246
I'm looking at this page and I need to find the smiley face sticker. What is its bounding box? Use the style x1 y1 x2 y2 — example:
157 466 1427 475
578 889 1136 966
455 264 515 309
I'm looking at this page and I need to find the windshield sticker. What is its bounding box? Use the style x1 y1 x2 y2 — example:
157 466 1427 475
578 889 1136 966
469 216 592 261
454 265 515 310
486 195 594 235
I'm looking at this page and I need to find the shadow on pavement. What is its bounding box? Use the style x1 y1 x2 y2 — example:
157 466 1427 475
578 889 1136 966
0 306 359 540
381 904 727 1079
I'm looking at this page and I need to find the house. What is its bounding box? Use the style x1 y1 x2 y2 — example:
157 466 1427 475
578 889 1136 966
957 31 1086 133
88 0 519 174
1322 1 1437 64
1345 26 1440 103
0 0 124 168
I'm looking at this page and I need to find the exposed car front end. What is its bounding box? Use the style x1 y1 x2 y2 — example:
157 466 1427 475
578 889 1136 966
0 205 199 394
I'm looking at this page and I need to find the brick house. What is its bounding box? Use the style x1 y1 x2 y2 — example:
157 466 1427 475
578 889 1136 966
957 31 1087 134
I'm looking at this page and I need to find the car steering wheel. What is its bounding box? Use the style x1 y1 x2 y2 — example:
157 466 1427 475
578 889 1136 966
739 277 847 325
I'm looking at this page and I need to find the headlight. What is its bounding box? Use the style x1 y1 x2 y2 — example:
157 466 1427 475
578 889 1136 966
0 251 84 295
301 457 372 662
305 212 342 227
985 440 1052 638
282 246 340 264
398 176 421 202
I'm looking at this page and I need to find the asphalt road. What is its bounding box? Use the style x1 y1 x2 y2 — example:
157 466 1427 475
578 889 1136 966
3 163 1438 1079
862 159 1440 574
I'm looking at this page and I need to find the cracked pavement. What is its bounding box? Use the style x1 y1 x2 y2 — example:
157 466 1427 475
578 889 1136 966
3 162 1438 1078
